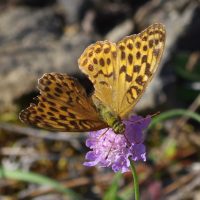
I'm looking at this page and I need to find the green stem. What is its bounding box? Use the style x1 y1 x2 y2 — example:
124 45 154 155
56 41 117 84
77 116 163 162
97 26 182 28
129 159 140 200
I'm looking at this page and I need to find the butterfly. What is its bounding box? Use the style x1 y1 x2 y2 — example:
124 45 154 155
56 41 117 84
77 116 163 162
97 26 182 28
19 23 166 134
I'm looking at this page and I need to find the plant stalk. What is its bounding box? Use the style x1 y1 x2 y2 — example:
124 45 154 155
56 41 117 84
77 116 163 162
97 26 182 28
130 159 140 200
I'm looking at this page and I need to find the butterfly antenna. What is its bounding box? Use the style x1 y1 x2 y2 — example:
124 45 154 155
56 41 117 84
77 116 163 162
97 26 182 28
127 111 160 124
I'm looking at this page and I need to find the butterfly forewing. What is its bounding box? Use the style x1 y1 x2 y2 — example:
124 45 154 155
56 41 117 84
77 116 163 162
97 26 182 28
78 23 166 118
117 23 166 117
19 73 107 132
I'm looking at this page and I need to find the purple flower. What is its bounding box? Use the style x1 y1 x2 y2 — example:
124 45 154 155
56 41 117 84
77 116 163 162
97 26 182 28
84 115 151 173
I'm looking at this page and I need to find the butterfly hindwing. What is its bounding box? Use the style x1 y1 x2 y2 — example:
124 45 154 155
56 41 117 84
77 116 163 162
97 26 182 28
78 41 118 111
19 73 107 132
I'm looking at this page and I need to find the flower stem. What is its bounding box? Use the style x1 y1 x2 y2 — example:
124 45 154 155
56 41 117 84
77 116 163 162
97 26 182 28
130 159 140 200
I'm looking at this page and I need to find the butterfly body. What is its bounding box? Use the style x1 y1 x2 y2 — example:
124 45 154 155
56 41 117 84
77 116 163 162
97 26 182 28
93 97 125 134
19 23 166 133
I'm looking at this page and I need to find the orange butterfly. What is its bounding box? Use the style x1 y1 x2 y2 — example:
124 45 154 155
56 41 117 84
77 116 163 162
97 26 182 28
20 23 166 133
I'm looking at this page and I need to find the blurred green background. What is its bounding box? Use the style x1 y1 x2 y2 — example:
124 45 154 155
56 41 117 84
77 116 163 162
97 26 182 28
0 0 200 200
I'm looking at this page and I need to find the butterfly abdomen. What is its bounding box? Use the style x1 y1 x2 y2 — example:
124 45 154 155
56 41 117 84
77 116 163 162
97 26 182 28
93 97 125 134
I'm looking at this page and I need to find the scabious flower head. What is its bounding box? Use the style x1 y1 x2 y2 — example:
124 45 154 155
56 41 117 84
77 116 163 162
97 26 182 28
84 115 151 173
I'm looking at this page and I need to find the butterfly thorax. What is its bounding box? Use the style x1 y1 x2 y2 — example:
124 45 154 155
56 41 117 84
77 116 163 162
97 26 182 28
93 97 125 134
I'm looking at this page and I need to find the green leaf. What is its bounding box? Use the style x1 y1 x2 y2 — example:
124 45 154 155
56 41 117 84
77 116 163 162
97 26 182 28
0 166 82 200
174 54 200 81
103 173 122 200
118 186 133 200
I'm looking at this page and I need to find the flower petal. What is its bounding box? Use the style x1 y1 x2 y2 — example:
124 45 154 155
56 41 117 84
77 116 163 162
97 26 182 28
84 115 151 173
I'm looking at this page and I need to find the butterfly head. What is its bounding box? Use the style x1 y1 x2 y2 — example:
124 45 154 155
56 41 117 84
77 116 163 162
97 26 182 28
112 120 125 134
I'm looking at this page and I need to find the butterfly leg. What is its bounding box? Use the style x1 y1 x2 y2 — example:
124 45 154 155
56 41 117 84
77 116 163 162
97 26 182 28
98 128 110 140
123 133 131 147
105 135 116 160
